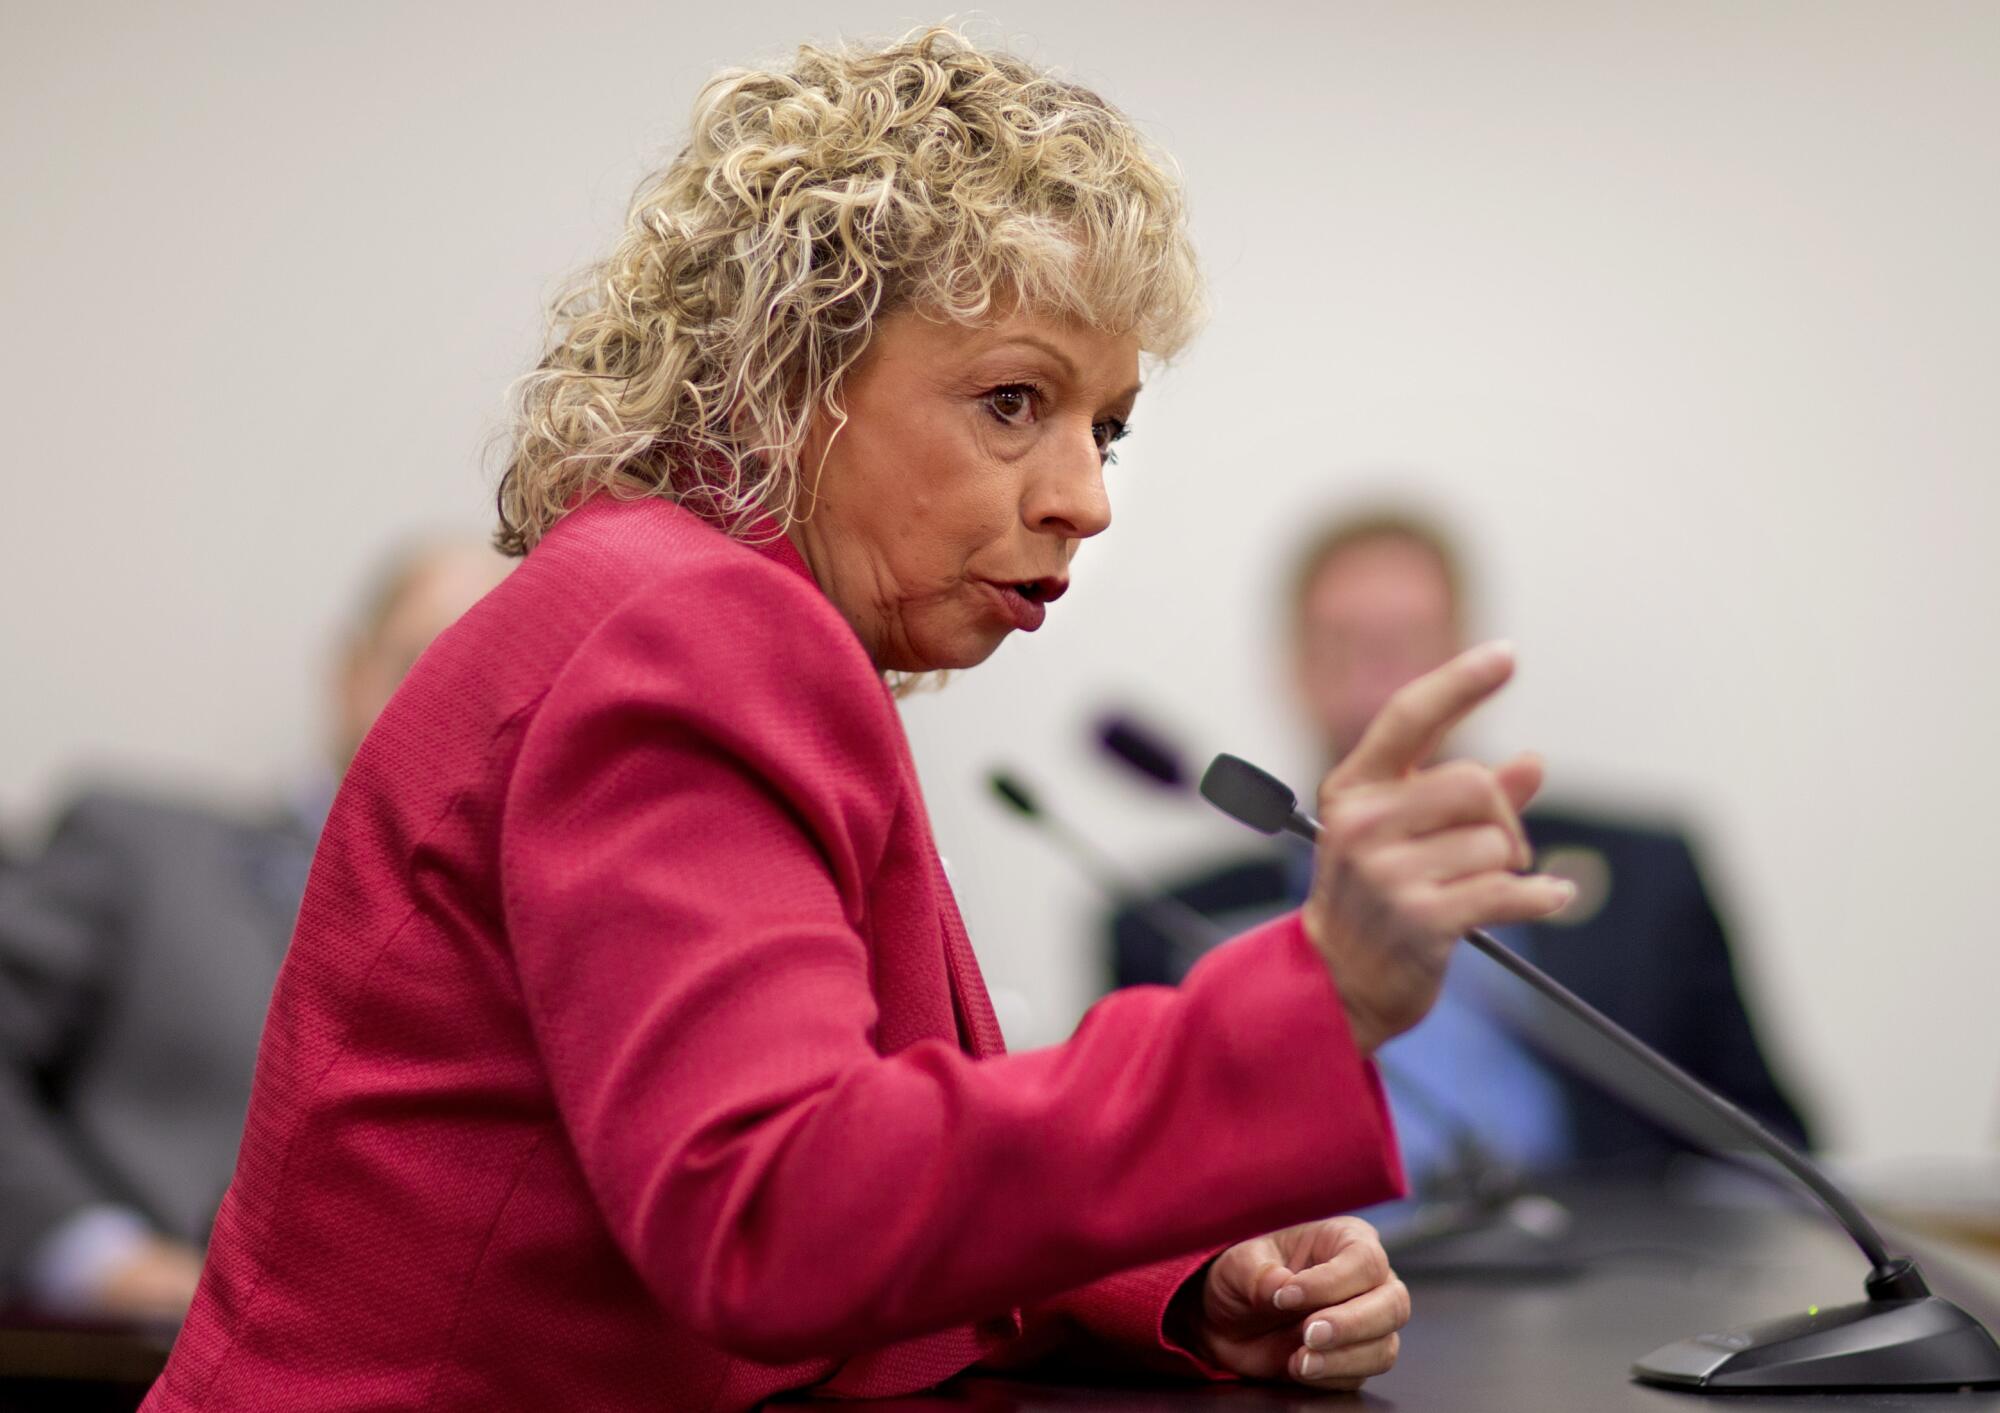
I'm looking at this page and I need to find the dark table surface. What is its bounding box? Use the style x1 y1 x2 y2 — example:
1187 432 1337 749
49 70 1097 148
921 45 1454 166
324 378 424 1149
7 1178 1998 1410
0 1309 172 1412
850 1179 2000 1411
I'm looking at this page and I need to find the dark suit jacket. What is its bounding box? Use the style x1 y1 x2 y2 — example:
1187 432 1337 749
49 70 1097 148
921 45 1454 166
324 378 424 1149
0 787 314 1285
1109 805 1812 1171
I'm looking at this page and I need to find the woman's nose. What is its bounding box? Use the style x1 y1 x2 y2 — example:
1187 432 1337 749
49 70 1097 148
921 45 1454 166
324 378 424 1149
1024 430 1112 540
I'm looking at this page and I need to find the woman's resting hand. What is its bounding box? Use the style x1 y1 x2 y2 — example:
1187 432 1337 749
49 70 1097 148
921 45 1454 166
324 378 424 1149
1304 640 1575 1054
1182 1216 1408 1390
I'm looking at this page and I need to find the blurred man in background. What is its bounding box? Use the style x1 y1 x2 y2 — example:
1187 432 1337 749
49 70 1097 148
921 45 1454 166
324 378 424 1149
0 538 507 1321
1110 509 1810 1190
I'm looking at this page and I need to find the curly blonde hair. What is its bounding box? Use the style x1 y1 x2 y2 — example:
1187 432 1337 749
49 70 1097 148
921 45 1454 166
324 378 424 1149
494 25 1203 556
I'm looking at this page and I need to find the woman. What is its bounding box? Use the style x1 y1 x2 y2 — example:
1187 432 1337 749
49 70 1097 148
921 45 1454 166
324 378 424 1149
143 29 1570 1410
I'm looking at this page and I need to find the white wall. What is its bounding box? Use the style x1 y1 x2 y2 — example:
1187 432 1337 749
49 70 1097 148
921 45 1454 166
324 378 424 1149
4 1 1995 1160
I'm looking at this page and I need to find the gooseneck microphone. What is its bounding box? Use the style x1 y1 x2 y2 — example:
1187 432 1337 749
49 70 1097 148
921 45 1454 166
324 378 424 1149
1198 751 2000 1393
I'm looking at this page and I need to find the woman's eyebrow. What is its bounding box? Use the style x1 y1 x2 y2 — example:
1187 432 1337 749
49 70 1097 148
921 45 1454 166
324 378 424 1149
983 334 1078 380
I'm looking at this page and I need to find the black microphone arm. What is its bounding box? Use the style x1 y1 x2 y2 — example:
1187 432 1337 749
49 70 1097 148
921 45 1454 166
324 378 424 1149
1197 754 1894 1272
1196 751 2000 1392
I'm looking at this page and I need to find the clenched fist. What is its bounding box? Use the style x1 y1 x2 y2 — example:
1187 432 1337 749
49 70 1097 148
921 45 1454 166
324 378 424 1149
1177 1216 1409 1391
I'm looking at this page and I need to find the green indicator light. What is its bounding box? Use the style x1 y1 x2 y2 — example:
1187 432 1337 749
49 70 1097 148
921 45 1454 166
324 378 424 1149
1807 1306 1820 1317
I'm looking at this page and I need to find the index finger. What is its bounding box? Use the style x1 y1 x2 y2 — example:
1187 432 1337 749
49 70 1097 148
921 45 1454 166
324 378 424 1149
1334 640 1516 786
1275 1235 1393 1312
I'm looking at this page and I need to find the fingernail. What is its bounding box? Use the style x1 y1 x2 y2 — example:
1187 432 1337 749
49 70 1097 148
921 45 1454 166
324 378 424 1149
1300 1350 1325 1378
1305 1319 1333 1348
1478 639 1516 666
1274 1284 1306 1310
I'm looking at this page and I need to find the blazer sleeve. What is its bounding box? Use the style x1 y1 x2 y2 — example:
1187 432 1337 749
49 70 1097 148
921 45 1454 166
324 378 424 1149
501 562 1403 1365
990 1248 1227 1380
0 796 131 1277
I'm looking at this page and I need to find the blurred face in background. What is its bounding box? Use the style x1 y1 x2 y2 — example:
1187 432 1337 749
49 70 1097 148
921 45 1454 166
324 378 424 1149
333 543 511 766
1294 534 1462 763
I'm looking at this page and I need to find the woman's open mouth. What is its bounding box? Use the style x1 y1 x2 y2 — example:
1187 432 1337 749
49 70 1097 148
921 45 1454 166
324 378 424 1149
980 577 1068 632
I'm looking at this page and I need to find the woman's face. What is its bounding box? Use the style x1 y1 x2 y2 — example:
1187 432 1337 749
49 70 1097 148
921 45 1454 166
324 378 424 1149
787 304 1142 673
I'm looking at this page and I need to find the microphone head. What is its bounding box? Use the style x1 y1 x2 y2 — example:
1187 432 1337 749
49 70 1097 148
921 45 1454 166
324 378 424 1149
1096 714 1189 791
1199 754 1300 835
987 769 1041 820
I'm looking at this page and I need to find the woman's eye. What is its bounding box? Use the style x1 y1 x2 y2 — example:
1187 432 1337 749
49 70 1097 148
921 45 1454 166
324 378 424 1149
984 385 1038 426
1093 418 1130 464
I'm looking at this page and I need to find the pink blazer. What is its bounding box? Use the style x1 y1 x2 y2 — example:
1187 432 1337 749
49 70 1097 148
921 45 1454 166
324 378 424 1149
142 496 1402 1411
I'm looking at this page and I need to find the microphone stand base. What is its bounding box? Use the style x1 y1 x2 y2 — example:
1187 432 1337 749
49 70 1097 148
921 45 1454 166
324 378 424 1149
1633 1294 2000 1392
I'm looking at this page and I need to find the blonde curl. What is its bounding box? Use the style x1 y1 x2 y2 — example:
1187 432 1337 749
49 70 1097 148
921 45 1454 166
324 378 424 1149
494 24 1203 556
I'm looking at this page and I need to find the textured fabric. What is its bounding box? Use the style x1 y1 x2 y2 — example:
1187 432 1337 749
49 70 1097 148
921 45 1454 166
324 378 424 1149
141 496 1402 1412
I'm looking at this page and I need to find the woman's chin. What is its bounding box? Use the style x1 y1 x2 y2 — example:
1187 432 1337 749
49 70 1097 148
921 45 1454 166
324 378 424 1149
887 625 1011 675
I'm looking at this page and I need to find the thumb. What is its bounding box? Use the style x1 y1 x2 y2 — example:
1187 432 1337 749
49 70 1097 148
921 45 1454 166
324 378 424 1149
1213 1255 1296 1330
1256 1263 1300 1311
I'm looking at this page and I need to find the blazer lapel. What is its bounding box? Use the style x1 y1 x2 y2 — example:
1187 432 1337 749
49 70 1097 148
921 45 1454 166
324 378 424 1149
745 515 1008 1060
883 702 1007 1060
931 853 1006 1059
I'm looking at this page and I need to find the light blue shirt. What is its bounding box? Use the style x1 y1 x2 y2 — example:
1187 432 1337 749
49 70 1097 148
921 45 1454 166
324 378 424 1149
1373 925 1574 1193
1277 842 1572 1203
